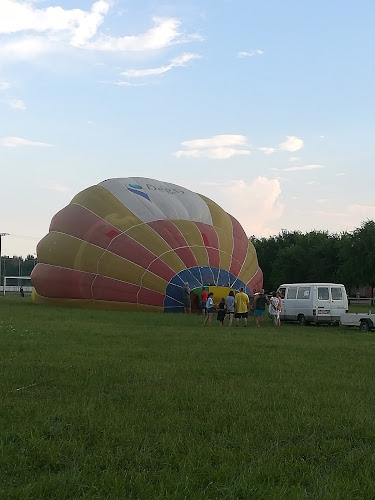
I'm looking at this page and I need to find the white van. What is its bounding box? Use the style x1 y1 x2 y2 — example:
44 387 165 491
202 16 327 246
277 283 348 325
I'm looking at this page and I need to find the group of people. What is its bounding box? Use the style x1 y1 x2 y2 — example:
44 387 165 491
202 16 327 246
183 282 282 328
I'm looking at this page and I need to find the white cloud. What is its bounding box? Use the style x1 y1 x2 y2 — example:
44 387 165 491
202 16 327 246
0 80 11 90
198 178 283 237
85 17 196 51
336 172 345 176
258 147 276 155
176 147 250 160
279 135 304 152
114 81 147 87
237 49 263 58
258 136 304 155
0 36 54 60
288 156 300 162
283 164 324 172
175 134 250 159
121 52 200 78
1 136 52 148
0 2 198 57
0 0 110 41
8 98 26 110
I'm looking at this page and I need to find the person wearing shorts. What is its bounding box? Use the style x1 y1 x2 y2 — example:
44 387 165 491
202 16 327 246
270 292 280 327
201 288 209 315
203 292 214 326
234 287 249 327
225 290 235 327
253 289 270 327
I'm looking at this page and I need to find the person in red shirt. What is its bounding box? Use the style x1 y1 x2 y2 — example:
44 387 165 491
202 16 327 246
201 288 209 315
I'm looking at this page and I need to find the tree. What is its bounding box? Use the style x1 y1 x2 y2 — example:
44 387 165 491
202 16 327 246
349 220 375 304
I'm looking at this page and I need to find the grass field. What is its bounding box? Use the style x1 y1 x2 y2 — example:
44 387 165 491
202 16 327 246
1 296 375 499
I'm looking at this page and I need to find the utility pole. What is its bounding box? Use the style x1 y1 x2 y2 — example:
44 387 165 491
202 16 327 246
0 233 9 292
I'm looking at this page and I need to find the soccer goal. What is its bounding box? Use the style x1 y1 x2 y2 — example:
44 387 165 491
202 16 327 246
2 276 32 295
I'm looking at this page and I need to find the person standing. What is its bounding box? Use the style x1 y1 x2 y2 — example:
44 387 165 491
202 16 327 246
182 282 191 313
225 290 235 327
217 298 226 326
276 290 282 327
201 287 209 315
234 287 250 327
270 292 280 327
20 286 25 298
253 289 270 327
203 292 214 326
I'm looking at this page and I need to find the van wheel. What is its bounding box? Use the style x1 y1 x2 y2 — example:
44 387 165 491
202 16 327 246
298 314 308 326
360 320 370 332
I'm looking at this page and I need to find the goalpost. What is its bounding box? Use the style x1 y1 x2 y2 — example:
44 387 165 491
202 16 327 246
2 276 32 295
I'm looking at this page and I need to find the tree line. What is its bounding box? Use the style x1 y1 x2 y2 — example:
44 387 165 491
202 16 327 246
251 220 375 297
0 255 37 284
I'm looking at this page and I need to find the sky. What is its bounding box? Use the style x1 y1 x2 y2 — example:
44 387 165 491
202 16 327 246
1 0 375 258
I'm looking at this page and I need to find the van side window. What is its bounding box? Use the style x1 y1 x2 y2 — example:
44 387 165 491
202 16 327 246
287 287 297 299
318 287 329 300
279 288 286 299
297 287 310 299
331 287 342 300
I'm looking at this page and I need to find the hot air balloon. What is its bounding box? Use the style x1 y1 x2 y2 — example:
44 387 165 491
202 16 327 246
31 178 263 312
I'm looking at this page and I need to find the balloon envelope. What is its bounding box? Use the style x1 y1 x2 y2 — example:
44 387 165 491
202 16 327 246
32 178 263 311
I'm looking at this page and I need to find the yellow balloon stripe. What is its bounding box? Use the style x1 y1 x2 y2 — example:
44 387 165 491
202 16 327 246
198 194 233 269
237 240 259 284
170 219 209 266
38 232 103 273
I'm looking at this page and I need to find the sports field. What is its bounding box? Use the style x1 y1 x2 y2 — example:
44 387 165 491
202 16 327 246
1 296 374 499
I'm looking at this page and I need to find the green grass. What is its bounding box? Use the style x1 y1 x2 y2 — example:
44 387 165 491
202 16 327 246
1 297 375 499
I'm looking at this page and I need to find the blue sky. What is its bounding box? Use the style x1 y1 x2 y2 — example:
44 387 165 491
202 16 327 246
1 0 374 257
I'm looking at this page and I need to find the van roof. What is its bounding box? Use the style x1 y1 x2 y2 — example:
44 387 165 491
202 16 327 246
278 283 345 287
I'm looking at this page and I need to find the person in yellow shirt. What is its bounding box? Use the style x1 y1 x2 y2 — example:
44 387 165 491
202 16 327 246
235 287 250 327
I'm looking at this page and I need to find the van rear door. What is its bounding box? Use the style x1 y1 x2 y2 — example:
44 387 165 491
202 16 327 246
316 286 332 321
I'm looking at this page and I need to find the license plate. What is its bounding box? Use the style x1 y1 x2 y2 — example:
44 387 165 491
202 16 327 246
318 309 330 315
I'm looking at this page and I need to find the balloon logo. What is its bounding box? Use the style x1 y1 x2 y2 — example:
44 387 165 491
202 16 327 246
32 177 263 312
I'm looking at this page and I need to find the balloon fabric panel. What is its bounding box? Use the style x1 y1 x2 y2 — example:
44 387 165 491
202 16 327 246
147 220 198 268
32 264 95 299
237 241 259 284
125 224 185 274
193 222 220 268
38 232 104 273
229 214 249 276
170 220 210 266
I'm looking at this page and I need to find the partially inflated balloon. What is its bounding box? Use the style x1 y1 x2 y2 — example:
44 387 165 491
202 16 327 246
32 178 263 312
